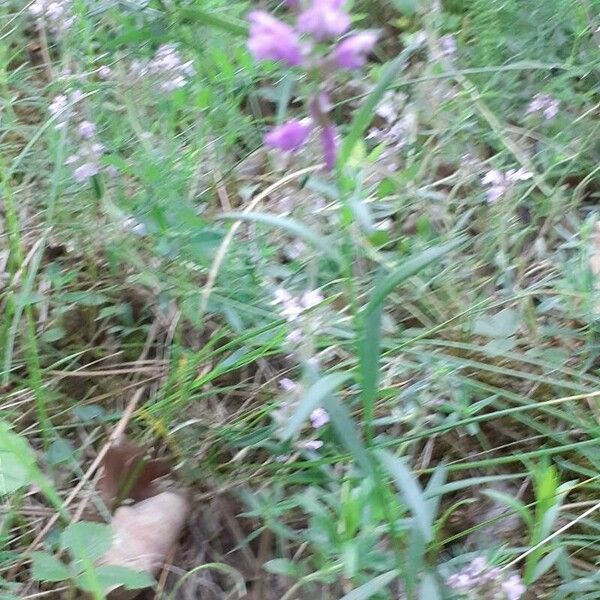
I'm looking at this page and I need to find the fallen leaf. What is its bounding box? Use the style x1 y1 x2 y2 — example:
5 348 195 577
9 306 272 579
98 437 171 510
100 491 190 598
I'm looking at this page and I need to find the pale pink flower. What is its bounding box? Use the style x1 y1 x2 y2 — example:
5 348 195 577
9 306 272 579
526 93 560 120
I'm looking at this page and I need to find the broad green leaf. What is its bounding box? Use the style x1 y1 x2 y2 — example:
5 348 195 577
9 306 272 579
0 422 37 495
281 372 352 440
378 450 433 542
61 522 112 563
339 570 398 600
0 422 64 514
364 237 467 315
218 212 341 263
46 438 76 466
30 552 71 582
84 565 154 591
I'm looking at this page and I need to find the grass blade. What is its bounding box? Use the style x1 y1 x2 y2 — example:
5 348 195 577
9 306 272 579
378 449 433 542
338 569 398 600
217 211 341 263
364 236 467 315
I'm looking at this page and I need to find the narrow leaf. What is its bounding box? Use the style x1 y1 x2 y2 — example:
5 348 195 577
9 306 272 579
378 450 433 542
337 38 424 171
322 395 372 474
217 212 341 262
365 237 467 315
339 570 398 600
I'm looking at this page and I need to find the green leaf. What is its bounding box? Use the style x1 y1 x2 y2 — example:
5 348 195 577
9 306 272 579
339 570 398 600
0 422 37 495
46 438 76 466
418 572 441 599
217 212 341 263
177 7 248 36
321 395 373 474
84 565 154 591
30 552 71 582
263 558 303 578
377 450 433 542
359 270 384 444
364 237 467 315
281 372 352 440
61 522 112 563
531 547 563 583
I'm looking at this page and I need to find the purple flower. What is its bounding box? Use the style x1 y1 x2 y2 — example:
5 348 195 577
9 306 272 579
248 11 303 66
284 0 300 7
297 0 350 41
264 119 311 152
320 123 337 170
310 407 330 428
333 31 378 69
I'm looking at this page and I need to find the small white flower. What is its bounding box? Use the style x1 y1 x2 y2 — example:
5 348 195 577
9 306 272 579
77 120 96 139
279 378 297 392
286 328 302 344
300 440 323 451
502 575 526 600
73 162 99 182
97 65 112 79
309 407 330 428
526 93 560 120
301 290 323 309
439 34 457 56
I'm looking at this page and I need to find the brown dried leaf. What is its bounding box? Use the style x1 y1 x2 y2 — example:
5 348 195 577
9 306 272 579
98 437 171 510
101 491 190 598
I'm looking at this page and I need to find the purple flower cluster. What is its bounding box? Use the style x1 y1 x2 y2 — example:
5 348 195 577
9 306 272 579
49 91 106 184
446 558 525 600
247 1 378 170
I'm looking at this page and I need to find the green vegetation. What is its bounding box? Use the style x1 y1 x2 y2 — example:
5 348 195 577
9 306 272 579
1 0 599 598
